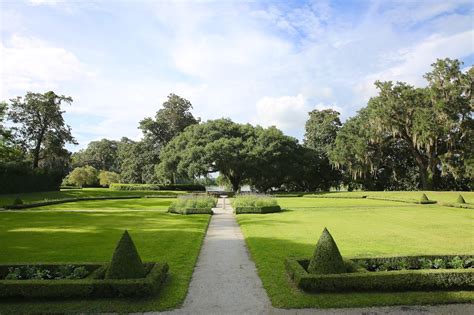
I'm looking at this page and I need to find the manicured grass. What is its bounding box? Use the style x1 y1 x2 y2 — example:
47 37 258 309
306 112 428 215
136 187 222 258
306 191 474 204
0 198 210 313
237 197 474 308
0 188 187 207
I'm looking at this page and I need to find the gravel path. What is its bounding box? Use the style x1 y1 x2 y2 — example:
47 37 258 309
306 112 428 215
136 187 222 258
148 198 472 315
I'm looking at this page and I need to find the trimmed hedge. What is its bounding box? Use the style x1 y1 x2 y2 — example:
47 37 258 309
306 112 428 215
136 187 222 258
168 208 213 215
234 206 281 214
0 162 63 194
307 228 345 274
106 231 145 279
109 183 205 191
3 195 144 210
0 262 168 298
366 196 437 204
438 202 474 209
286 256 474 293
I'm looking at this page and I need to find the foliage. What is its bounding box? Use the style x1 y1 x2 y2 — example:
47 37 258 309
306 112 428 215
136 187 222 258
7 91 76 169
158 119 302 192
139 93 200 146
457 195 466 204
4 265 89 280
360 256 473 272
304 109 342 156
169 195 217 211
307 228 346 274
64 166 99 187
106 231 145 279
234 206 281 214
98 170 121 187
72 139 120 172
232 195 278 208
117 137 160 184
109 183 205 191
0 263 168 298
286 257 474 293
330 58 473 190
0 161 63 194
420 193 429 202
12 197 23 205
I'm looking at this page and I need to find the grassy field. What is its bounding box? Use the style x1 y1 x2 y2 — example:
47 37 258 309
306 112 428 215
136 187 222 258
0 188 187 207
237 197 474 308
0 198 210 313
303 191 474 204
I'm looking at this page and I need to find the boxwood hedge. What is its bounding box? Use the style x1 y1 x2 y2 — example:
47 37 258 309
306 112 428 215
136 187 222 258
0 262 168 298
234 206 281 214
286 256 474 293
109 183 205 191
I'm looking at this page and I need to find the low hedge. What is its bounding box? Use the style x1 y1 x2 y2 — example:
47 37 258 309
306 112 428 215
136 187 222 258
366 196 436 204
109 183 205 191
168 208 213 215
3 196 143 210
286 256 474 293
438 202 474 209
0 262 168 298
234 206 281 214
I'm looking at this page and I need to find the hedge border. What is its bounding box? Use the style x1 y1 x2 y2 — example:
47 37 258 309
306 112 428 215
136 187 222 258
168 208 213 215
2 195 178 210
437 202 474 209
285 256 474 293
109 183 206 192
0 262 168 298
234 206 281 214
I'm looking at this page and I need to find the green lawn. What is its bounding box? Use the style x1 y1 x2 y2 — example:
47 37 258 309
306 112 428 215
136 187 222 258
0 188 186 207
304 191 474 204
237 197 474 309
0 198 210 313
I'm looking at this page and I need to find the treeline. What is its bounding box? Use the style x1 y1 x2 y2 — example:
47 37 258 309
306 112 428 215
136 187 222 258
1 58 472 193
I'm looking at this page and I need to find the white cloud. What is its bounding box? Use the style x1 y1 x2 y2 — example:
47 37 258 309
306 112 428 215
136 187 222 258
254 94 309 132
28 0 62 6
0 35 94 99
354 30 474 102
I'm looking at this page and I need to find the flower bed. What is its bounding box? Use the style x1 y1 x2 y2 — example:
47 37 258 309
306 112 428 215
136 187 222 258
233 195 281 214
168 195 216 215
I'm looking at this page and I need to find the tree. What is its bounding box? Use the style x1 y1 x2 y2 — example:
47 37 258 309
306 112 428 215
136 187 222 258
117 137 159 184
304 109 341 155
330 58 472 190
303 109 343 190
8 91 77 168
64 166 99 187
0 102 22 162
139 93 200 146
157 119 301 192
72 139 120 172
98 170 121 187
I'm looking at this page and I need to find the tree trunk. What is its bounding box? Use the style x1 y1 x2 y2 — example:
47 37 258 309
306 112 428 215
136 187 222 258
32 142 41 168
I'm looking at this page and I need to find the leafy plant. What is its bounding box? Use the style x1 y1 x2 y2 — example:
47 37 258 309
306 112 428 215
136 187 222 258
169 195 217 211
4 265 88 280
432 258 446 269
232 195 278 208
418 258 433 269
448 256 464 269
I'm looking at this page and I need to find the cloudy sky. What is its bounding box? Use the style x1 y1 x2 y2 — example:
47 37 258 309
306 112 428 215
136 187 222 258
1 0 473 150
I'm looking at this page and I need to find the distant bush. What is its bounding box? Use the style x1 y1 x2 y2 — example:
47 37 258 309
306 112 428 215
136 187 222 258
419 193 436 204
12 196 23 205
98 170 120 187
457 194 466 204
106 231 146 279
168 195 216 215
0 161 62 194
64 166 99 188
109 183 205 191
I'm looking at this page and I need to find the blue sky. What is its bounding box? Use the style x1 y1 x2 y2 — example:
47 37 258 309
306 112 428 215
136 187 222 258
1 0 473 150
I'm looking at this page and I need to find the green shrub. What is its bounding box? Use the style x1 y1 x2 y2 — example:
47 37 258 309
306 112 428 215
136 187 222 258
105 231 145 279
232 195 278 208
168 195 217 215
307 228 346 274
286 257 474 293
109 183 205 191
0 263 168 298
358 255 474 271
234 206 281 214
12 196 23 205
457 194 466 204
98 170 121 187
4 265 88 280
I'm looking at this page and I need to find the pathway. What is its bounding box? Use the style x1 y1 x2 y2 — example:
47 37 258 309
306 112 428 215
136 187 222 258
151 198 473 315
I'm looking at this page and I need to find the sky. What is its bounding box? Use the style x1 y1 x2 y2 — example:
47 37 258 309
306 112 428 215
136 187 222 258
1 0 473 151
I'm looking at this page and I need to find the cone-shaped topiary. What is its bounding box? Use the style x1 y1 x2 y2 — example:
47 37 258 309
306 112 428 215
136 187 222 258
457 195 466 204
420 193 429 203
105 230 145 279
307 228 346 274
